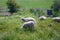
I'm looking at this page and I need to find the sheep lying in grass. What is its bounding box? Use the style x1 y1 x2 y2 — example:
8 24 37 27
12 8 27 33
39 16 46 20
21 21 35 30
21 17 35 22
52 17 60 22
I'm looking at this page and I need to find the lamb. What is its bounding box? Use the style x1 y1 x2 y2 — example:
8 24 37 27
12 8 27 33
21 17 35 22
39 16 46 20
21 21 35 29
52 17 60 22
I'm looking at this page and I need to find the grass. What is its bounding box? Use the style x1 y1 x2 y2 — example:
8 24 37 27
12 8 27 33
0 14 60 40
0 0 53 8
0 0 60 40
18 0 53 8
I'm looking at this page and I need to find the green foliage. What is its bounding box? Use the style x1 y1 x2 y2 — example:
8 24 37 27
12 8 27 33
29 8 42 17
0 0 60 40
0 14 60 40
51 0 60 17
7 0 20 14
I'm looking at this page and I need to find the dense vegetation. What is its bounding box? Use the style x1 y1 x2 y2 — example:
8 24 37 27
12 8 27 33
7 0 20 14
0 0 60 40
51 0 60 17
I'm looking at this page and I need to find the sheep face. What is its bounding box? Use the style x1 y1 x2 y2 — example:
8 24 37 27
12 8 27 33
21 18 26 22
21 17 35 22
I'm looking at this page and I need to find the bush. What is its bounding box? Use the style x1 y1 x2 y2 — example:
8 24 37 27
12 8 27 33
51 0 60 17
7 0 20 14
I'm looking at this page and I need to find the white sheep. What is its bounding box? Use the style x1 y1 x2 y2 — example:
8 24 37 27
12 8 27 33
21 17 35 22
21 21 35 29
52 17 60 22
39 16 46 20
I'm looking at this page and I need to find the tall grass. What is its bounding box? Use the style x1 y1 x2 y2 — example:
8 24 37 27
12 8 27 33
0 14 60 40
0 0 60 40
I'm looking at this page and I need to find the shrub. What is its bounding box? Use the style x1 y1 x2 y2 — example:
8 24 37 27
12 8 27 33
7 0 20 14
51 0 60 17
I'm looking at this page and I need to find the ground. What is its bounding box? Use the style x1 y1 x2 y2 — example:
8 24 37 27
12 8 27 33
0 14 60 40
0 0 60 40
0 0 53 8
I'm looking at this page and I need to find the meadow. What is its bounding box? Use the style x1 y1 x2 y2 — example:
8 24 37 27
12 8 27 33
0 14 60 40
0 0 60 40
0 0 53 8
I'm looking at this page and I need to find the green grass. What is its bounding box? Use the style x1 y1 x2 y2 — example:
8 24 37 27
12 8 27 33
0 14 60 40
18 0 53 8
0 0 53 8
0 0 7 7
0 0 60 40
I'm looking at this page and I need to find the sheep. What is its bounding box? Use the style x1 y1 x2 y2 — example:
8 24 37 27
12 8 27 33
39 16 46 20
21 17 35 22
52 17 60 22
21 21 35 30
